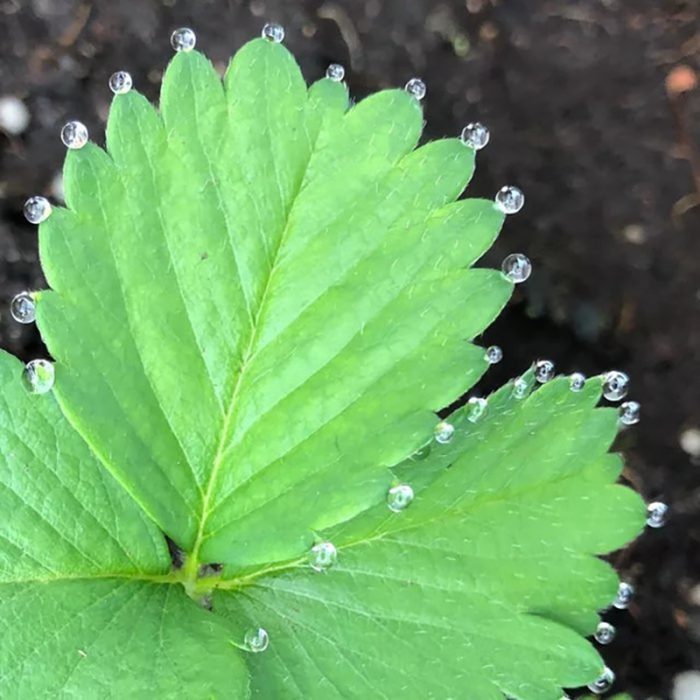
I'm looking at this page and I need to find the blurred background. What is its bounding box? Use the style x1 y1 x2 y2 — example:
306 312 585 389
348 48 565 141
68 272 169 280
0 0 698 697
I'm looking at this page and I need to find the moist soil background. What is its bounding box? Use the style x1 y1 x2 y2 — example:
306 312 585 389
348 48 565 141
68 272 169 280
1 1 699 697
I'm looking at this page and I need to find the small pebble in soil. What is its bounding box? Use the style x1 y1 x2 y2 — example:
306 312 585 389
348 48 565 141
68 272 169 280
434 420 455 444
587 666 615 694
261 23 285 43
485 345 503 364
534 359 555 383
603 370 630 401
569 372 586 392
60 120 88 149
308 541 337 572
594 621 616 645
466 397 488 423
619 400 641 426
244 627 269 653
0 95 30 135
501 253 532 283
495 185 525 214
109 70 133 95
460 122 490 150
23 195 52 224
171 27 196 52
613 581 634 609
23 359 55 394
387 484 414 512
405 78 426 101
326 63 345 82
646 501 669 528
10 292 36 324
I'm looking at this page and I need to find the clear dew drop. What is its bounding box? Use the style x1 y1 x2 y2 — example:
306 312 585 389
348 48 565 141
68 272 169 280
409 442 431 461
619 400 641 426
387 484 414 513
501 253 532 283
512 377 529 399
534 359 555 384
404 78 426 101
613 581 634 610
460 122 490 150
10 292 36 324
594 621 616 645
434 421 455 445
646 501 669 528
495 185 525 214
603 370 630 401
23 359 55 394
309 541 337 572
466 397 488 423
171 27 196 52
569 372 586 392
261 22 285 43
326 63 345 82
23 195 52 224
109 70 133 95
485 345 503 364
60 120 88 149
587 666 615 695
244 627 269 653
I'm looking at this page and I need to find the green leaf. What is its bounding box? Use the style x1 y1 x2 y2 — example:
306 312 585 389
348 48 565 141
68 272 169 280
35 39 510 573
0 35 647 698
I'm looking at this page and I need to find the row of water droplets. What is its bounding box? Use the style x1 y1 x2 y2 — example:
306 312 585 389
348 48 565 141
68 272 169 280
13 26 667 683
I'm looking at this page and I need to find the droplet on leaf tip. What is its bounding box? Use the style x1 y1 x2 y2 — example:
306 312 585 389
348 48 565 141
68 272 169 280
466 397 488 423
23 359 55 394
109 70 133 95
501 253 532 283
613 581 634 609
485 345 503 364
461 122 490 150
569 372 586 391
309 541 337 572
494 185 524 214
23 195 52 224
619 400 640 426
434 421 455 444
387 484 414 512
603 370 630 401
534 359 555 384
261 23 285 43
646 501 668 528
10 291 36 324
171 27 196 53
244 627 269 653
60 120 88 149
405 78 426 101
587 666 615 694
326 63 345 82
512 377 529 399
594 621 616 645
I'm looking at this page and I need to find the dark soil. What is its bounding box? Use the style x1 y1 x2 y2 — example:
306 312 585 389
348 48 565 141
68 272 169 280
1 1 698 697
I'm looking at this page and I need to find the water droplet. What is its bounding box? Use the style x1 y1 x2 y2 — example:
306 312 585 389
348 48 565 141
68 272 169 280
262 23 285 43
603 370 629 401
501 253 532 283
495 185 525 214
244 627 269 653
23 196 52 224
171 27 196 52
485 345 503 364
646 501 669 528
619 400 640 426
594 621 616 645
569 372 586 392
512 377 529 399
23 359 55 394
60 121 88 149
405 78 426 101
387 484 414 512
409 443 431 460
309 541 337 572
10 292 36 324
434 421 455 444
466 397 488 423
109 71 133 95
587 666 615 695
460 122 490 150
534 359 555 383
613 581 634 609
326 63 345 82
